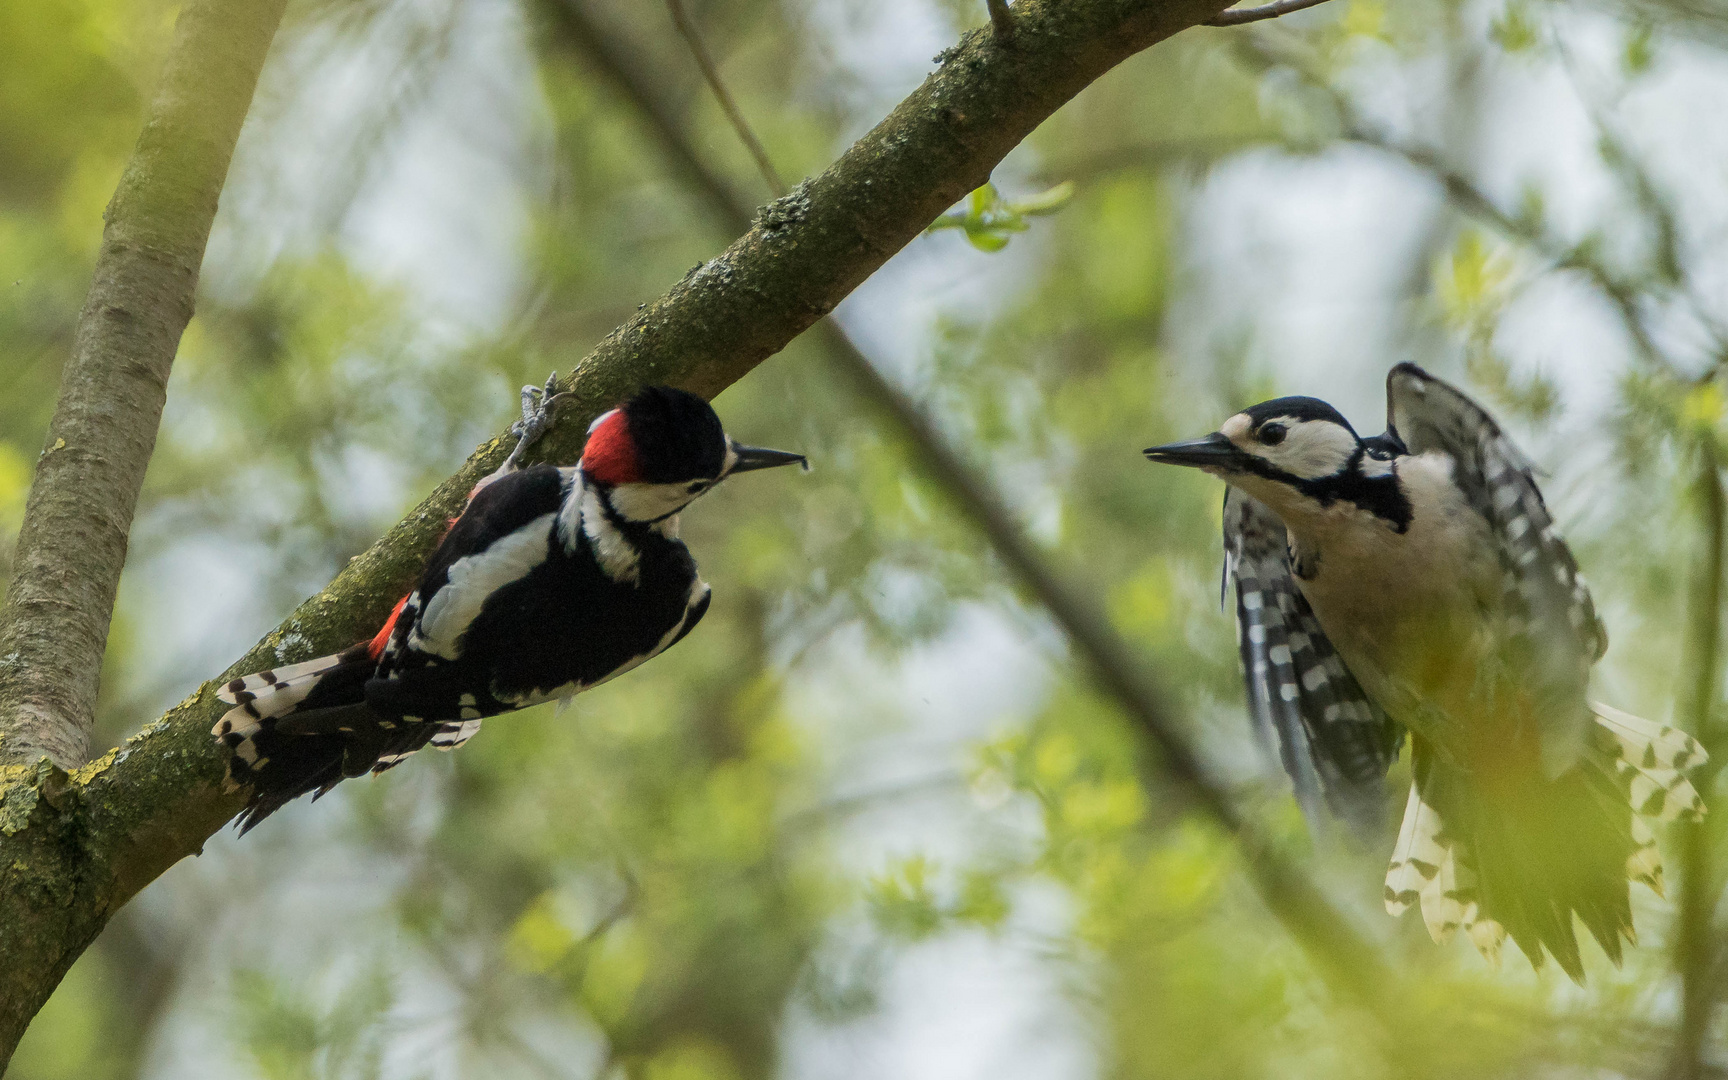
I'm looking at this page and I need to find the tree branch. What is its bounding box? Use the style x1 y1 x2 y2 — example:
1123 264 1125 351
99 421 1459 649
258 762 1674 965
0 0 290 771
0 0 1233 1063
1207 0 1334 27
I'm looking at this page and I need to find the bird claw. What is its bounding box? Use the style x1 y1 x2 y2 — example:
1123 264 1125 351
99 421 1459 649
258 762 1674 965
502 371 571 472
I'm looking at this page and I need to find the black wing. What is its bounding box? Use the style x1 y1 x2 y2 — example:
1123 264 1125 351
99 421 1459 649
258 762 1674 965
1225 488 1402 833
377 463 567 676
1384 363 1604 774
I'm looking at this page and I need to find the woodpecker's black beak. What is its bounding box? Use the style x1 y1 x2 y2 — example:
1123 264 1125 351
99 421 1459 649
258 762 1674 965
1142 432 1247 471
729 444 810 474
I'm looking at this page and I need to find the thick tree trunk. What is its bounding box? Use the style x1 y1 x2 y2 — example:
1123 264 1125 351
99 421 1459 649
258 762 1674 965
0 0 290 770
0 0 289 1063
0 0 1230 1065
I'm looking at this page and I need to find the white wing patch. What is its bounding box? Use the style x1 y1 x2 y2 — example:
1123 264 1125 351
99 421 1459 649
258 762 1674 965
412 512 556 660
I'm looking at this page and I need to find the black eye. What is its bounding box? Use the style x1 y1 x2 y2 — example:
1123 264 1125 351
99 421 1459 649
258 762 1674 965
686 481 708 494
1258 423 1287 446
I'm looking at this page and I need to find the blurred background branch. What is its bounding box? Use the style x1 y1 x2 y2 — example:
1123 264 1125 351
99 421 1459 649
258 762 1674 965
1671 437 1725 1080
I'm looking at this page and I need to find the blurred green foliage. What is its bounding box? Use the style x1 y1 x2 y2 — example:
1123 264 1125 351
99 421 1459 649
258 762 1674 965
6 0 1728 1077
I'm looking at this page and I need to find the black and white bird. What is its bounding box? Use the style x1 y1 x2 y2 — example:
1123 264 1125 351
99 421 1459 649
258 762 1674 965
214 379 807 832
1144 363 1706 979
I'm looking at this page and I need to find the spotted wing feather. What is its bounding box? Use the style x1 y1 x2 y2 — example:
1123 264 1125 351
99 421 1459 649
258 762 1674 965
1385 363 1604 773
1225 489 1402 833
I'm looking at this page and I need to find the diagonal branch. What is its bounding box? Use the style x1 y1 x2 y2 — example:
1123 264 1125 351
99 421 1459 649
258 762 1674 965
0 0 1234 1063
1207 0 1334 26
0 0 291 770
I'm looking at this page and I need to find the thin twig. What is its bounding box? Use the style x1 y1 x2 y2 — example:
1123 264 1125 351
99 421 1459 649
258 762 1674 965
1670 438 1725 1080
1207 0 1334 27
665 0 786 196
986 0 1015 41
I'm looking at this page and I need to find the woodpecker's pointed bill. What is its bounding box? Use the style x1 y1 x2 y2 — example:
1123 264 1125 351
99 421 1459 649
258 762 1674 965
1142 433 1247 471
729 444 809 474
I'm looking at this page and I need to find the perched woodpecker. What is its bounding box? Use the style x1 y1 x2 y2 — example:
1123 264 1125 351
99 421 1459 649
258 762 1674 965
214 378 807 831
1144 363 1706 979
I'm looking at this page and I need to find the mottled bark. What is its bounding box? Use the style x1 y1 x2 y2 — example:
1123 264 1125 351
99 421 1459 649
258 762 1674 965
0 0 1228 1066
0 0 290 769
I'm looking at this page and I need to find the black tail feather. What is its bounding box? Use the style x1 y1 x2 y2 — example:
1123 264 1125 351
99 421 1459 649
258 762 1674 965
214 642 441 833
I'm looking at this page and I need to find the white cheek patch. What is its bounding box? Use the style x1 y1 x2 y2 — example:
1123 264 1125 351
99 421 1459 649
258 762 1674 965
607 481 699 523
1259 418 1357 480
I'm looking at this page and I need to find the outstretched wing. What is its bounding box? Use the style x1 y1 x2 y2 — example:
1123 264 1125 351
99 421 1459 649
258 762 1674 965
1384 363 1605 775
1225 488 1403 833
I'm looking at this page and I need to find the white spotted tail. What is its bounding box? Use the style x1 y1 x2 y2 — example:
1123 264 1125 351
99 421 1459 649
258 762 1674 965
1385 702 1707 968
213 646 371 770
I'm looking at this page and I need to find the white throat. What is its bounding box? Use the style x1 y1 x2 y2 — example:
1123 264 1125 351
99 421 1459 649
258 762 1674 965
556 471 642 584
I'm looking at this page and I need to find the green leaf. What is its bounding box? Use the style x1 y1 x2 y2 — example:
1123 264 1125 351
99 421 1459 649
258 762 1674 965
1490 1 1538 53
1623 22 1655 75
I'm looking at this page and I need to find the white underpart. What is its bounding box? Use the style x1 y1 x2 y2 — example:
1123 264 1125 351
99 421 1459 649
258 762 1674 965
413 512 557 660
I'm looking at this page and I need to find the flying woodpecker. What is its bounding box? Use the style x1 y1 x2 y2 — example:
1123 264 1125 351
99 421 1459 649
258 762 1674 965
1144 363 1706 979
214 378 807 832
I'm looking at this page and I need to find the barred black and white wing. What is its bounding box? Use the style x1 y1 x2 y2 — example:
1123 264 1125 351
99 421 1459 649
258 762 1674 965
1385 363 1605 773
1224 488 1402 833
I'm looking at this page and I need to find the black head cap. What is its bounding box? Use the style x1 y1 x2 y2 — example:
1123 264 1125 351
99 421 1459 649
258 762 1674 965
1242 396 1358 436
621 386 728 483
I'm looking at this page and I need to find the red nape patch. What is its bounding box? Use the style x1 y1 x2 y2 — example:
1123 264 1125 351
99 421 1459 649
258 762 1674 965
581 409 642 484
368 595 411 659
